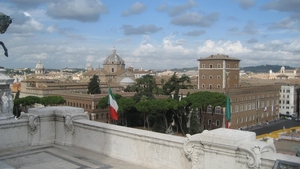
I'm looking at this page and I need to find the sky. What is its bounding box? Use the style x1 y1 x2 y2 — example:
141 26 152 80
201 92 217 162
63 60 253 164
0 0 299 70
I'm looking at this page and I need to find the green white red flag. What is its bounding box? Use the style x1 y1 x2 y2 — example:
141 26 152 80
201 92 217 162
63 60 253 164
225 93 231 128
108 87 118 121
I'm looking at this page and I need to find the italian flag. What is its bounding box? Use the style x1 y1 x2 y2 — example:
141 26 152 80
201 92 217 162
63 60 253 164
225 93 231 128
108 87 118 121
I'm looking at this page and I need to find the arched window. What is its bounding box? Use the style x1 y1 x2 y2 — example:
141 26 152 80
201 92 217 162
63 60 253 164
216 120 220 126
215 106 221 114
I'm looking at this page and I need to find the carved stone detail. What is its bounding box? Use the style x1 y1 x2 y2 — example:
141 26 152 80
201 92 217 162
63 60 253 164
64 115 74 135
28 114 38 135
239 140 276 169
183 134 204 169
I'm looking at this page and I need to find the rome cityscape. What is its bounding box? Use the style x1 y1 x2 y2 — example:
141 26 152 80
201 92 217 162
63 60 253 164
0 0 300 168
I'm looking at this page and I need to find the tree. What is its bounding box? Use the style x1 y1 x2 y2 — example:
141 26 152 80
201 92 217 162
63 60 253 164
39 96 66 106
184 91 226 131
117 97 136 126
135 100 152 129
14 96 41 112
87 74 101 94
13 90 21 117
14 90 20 99
134 75 157 102
162 73 191 100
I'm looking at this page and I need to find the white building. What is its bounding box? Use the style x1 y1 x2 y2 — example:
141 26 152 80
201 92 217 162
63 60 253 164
269 66 300 79
279 84 300 116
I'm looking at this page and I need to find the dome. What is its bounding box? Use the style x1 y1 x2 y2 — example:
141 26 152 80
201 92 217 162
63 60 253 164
104 48 124 65
35 61 44 69
120 77 135 87
120 77 135 83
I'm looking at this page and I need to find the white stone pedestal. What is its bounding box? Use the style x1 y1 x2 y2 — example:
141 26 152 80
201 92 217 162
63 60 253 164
0 67 14 120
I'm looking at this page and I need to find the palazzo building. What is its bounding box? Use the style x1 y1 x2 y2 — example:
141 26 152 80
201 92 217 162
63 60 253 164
197 54 240 90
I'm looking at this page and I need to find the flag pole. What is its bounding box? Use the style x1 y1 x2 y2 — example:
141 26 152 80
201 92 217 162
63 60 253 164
108 80 111 124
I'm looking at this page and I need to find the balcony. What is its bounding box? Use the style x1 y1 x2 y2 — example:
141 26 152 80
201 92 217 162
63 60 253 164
0 106 299 169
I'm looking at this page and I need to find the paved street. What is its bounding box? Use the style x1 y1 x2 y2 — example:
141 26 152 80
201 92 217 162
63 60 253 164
247 119 300 136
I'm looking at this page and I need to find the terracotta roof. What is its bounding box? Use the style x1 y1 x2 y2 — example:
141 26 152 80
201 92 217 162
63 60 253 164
198 54 240 61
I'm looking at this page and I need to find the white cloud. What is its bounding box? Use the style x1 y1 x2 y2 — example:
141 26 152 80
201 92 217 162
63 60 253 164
162 35 190 55
132 35 155 56
253 43 265 50
197 40 251 55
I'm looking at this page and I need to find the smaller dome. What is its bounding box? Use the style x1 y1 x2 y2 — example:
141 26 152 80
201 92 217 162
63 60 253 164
120 77 135 83
120 77 135 87
35 61 44 69
104 48 124 65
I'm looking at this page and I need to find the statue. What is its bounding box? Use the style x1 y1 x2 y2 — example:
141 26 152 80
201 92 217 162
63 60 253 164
0 12 12 57
293 146 300 157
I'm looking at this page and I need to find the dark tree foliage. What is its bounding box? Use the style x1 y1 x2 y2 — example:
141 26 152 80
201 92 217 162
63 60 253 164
13 90 21 117
133 75 157 102
183 91 226 131
14 90 20 99
162 73 191 100
189 111 200 135
123 85 138 92
39 96 66 106
87 75 101 94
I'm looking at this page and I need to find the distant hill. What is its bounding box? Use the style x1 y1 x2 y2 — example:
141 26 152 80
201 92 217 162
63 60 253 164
166 65 296 73
241 65 295 73
170 67 198 72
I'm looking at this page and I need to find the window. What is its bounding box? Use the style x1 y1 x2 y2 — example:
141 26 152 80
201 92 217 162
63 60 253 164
245 117 247 122
209 75 213 79
217 75 221 79
202 75 205 79
248 103 251 110
208 119 212 125
287 101 290 104
209 84 212 89
287 95 289 98
216 120 220 126
235 64 238 68
236 119 238 124
202 84 205 88
207 105 212 113
286 89 290 93
215 106 221 114
112 68 114 72
202 64 205 68
209 64 213 68
217 64 221 68
244 104 247 111
235 105 239 112
240 104 243 111
227 64 230 68
240 118 243 123
217 84 221 89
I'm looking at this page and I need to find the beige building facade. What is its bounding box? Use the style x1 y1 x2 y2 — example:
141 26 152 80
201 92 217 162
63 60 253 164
198 54 240 90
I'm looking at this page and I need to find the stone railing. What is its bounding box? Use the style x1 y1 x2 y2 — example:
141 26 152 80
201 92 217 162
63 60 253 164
0 106 299 169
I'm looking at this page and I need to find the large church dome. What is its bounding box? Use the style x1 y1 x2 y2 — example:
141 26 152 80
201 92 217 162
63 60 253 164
104 48 124 65
35 61 44 69
35 61 45 74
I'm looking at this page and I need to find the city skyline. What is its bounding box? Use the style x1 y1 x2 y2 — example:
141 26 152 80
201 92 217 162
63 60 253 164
0 0 299 70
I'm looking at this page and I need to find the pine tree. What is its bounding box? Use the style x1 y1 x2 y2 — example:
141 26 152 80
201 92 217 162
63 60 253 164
87 75 101 94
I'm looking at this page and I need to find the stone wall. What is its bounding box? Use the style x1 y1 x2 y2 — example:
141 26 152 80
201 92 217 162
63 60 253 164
0 106 299 169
